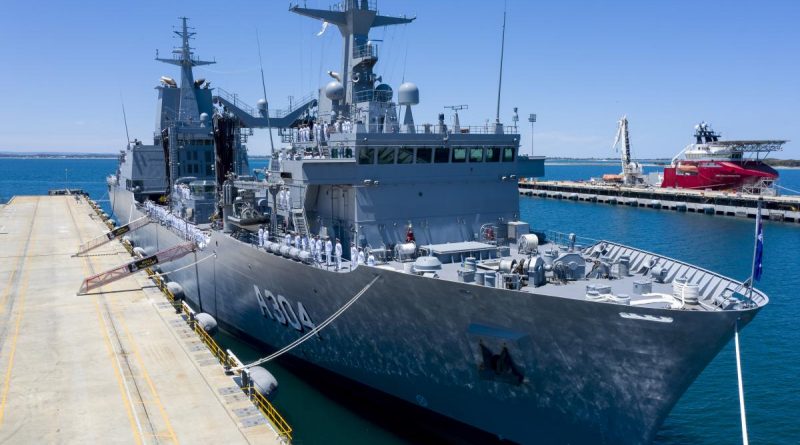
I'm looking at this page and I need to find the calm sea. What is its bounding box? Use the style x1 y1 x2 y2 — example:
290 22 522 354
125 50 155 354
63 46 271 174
1 158 798 444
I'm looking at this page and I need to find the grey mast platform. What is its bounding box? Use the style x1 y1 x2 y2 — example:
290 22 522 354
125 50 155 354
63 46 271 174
0 195 283 444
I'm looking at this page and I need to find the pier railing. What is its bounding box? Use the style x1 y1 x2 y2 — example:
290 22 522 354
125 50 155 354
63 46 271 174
109 231 294 442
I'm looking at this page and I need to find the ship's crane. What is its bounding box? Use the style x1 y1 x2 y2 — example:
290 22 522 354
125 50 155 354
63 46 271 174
611 116 644 185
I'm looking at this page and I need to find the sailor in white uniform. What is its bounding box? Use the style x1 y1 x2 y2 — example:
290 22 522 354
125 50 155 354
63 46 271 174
258 226 264 247
350 243 359 269
294 233 301 249
324 237 333 267
357 249 365 265
367 252 376 266
314 236 323 264
334 238 342 270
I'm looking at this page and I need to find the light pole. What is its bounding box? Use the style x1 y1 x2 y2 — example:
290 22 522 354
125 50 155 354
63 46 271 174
528 113 537 156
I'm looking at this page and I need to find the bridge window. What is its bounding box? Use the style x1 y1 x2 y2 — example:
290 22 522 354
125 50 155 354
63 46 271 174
378 147 396 164
452 147 467 163
398 147 414 164
416 147 432 164
486 147 501 162
469 147 484 162
502 147 516 162
434 147 450 163
358 148 375 165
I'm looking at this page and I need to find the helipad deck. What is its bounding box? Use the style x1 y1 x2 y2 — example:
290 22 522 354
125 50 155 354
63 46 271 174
0 196 284 444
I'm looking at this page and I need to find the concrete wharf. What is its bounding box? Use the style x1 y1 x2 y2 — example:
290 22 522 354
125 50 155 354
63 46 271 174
519 179 800 223
0 195 287 444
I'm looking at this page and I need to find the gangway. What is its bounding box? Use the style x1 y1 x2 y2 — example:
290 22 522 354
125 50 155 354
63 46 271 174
78 242 195 294
75 216 150 255
213 88 317 129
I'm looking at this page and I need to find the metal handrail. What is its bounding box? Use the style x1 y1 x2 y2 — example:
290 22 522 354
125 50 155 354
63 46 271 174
353 43 378 59
247 384 294 440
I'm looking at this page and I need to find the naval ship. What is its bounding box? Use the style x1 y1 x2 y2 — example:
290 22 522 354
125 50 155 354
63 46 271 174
108 3 767 444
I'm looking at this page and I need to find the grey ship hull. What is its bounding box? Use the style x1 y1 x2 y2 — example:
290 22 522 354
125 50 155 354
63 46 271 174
111 186 758 445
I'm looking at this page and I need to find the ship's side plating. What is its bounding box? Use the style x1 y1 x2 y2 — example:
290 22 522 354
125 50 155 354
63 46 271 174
110 195 761 444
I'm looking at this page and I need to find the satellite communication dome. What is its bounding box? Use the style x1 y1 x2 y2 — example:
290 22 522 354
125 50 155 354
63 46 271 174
199 113 209 124
375 83 393 102
398 82 419 105
324 81 345 100
256 98 267 111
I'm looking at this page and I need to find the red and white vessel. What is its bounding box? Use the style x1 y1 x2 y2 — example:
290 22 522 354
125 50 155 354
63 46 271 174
662 122 786 194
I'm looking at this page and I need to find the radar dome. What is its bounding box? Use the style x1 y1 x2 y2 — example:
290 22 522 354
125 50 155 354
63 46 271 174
256 98 267 112
324 81 345 101
398 82 419 105
199 112 209 123
375 83 393 102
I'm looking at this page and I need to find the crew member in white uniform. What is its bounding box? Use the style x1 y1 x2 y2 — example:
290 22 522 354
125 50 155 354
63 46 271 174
258 226 264 247
284 232 292 246
314 236 323 264
367 252 376 266
350 243 359 269
294 233 301 249
357 249 365 265
334 238 342 270
324 237 333 267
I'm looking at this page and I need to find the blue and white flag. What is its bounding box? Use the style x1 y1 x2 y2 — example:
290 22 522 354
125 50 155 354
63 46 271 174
753 208 764 282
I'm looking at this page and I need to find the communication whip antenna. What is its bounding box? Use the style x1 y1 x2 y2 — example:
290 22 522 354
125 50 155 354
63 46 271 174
256 29 275 158
120 95 131 149
494 1 507 126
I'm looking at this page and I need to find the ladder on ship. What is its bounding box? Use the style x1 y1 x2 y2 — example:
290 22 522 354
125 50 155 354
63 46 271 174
291 208 309 237
75 216 150 255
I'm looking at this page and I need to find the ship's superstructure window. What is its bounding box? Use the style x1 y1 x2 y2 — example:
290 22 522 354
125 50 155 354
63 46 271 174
469 147 484 162
416 147 432 164
503 147 516 162
398 147 414 164
359 148 376 165
452 147 467 163
378 147 396 164
486 146 501 162
434 147 450 163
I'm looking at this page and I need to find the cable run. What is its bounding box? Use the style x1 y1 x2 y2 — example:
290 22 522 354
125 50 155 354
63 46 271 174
154 252 215 277
236 275 381 371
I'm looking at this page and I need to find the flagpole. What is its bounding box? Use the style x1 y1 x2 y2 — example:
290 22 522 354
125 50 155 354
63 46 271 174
748 198 763 299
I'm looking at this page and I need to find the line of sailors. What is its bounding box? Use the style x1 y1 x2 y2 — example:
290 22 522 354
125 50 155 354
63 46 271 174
144 200 209 249
256 224 375 269
294 120 354 143
277 188 291 210
173 184 191 201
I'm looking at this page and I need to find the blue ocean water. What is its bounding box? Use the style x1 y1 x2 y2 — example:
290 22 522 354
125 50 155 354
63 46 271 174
1 158 798 444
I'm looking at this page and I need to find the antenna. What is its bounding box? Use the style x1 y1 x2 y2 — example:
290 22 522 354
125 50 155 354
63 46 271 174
121 95 131 150
256 29 275 159
495 2 507 125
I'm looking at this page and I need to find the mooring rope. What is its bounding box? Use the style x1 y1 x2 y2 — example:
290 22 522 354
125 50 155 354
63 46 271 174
235 275 381 371
153 253 215 277
734 319 750 445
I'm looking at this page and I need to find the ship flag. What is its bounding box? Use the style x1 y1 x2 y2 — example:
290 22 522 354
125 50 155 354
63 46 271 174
752 203 764 282
316 21 329 36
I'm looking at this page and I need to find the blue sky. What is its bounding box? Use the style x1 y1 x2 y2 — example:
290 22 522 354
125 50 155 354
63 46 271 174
0 0 797 158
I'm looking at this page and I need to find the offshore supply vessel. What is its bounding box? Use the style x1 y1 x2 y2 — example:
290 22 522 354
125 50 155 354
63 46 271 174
661 122 785 194
108 3 768 444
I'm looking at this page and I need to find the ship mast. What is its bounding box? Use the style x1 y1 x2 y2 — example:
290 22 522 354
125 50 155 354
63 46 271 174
155 17 215 125
290 1 414 115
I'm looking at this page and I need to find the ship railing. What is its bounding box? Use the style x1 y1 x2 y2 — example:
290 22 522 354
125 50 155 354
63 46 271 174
273 91 318 118
131 254 294 441
343 123 519 135
353 43 378 59
325 0 377 12
540 229 600 250
216 87 258 116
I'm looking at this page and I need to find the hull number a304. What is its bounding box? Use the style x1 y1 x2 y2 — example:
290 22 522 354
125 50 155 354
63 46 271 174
254 285 316 332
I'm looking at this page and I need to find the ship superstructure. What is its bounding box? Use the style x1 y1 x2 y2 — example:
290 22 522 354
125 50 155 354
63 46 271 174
108 4 767 445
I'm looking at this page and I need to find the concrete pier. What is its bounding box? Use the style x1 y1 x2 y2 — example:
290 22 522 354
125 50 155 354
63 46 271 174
519 179 800 223
0 196 285 444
